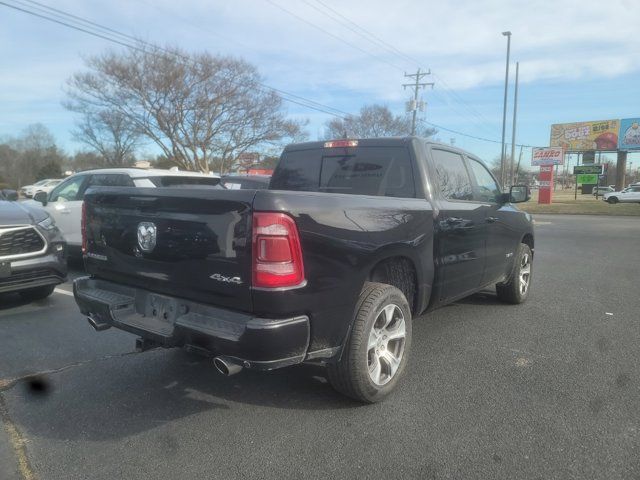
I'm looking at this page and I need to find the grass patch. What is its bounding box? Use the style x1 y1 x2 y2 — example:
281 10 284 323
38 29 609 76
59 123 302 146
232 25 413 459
519 190 640 216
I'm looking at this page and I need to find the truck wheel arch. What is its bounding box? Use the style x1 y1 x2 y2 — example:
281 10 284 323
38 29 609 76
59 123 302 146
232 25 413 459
368 256 419 315
521 233 534 255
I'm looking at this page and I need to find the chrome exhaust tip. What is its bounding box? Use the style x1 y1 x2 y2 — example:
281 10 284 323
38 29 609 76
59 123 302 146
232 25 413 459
213 356 243 376
87 314 111 332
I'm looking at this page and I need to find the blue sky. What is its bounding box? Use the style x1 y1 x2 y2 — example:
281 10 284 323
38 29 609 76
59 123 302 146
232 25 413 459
1 0 639 168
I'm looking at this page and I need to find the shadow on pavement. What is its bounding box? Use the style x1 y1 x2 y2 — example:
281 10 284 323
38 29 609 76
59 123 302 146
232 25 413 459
12 349 359 442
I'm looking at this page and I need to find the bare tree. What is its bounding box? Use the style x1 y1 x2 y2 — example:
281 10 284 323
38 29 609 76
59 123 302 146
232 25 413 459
66 44 305 173
68 108 140 166
325 104 436 139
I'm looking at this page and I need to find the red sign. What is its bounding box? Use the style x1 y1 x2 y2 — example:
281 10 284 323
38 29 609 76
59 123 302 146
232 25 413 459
538 166 554 204
532 147 564 166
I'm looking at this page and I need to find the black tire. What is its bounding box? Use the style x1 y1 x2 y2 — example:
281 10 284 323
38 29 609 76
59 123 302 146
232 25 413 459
608 197 618 204
19 284 56 301
327 282 412 403
496 243 532 304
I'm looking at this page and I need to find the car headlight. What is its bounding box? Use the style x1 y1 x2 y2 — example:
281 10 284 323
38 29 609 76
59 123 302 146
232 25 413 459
38 216 56 230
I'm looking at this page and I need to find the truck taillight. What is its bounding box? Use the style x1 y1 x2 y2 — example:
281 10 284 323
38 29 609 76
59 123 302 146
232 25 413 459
252 212 305 289
81 201 87 254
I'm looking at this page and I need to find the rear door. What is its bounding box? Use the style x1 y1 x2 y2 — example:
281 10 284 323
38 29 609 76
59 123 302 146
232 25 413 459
45 174 90 246
83 188 255 311
624 186 640 202
429 148 486 301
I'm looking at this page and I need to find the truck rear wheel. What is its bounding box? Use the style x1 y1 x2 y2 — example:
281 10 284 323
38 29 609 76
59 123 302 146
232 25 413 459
496 243 532 304
327 282 412 403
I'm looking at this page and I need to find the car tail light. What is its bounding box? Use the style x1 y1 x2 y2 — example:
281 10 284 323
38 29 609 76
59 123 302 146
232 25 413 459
81 201 87 254
252 212 305 289
324 139 358 148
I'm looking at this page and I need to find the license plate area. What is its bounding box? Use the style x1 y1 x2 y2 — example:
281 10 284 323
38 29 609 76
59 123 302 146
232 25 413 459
143 293 180 324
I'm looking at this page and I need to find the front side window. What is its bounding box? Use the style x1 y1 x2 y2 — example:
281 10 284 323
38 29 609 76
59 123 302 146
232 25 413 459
49 175 86 202
467 158 502 203
431 149 473 201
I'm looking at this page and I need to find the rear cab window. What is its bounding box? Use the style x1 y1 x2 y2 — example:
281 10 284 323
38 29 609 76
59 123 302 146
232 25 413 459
270 145 416 198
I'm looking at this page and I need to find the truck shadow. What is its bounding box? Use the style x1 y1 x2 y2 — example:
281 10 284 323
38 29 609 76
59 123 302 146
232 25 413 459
12 349 361 442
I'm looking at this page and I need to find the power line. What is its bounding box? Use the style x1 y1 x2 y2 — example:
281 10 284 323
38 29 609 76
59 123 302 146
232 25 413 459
1 0 351 119
423 120 535 148
291 0 504 138
264 0 404 72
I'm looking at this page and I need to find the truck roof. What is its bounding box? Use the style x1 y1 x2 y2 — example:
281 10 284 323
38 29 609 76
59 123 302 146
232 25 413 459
282 137 483 161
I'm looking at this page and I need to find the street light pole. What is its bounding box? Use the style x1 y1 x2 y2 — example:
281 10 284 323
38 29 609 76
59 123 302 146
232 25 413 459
500 31 512 188
509 61 519 187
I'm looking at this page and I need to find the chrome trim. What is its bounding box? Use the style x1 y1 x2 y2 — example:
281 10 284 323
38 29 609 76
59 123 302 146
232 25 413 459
251 280 308 292
0 225 48 261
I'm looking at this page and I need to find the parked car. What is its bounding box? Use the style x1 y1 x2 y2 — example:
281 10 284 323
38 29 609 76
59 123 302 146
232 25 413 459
592 186 614 196
0 189 67 299
28 168 223 256
73 138 534 402
20 178 55 198
602 185 640 203
33 178 64 196
221 174 271 190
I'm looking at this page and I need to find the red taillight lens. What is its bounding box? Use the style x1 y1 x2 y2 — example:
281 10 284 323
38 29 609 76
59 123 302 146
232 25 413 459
81 201 87 254
252 212 305 289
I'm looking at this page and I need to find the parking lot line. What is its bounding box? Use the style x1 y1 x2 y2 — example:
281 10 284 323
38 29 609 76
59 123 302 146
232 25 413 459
53 288 73 297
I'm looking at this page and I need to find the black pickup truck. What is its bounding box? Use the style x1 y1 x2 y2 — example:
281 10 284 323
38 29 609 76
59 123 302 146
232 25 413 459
74 138 534 402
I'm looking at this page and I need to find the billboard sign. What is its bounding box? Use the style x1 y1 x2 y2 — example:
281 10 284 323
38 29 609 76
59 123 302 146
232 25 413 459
618 118 640 151
573 165 604 175
532 147 564 166
550 120 619 152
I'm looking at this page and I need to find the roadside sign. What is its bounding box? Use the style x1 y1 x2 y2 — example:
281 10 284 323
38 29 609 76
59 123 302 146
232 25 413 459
532 147 564 166
577 174 598 184
573 165 604 175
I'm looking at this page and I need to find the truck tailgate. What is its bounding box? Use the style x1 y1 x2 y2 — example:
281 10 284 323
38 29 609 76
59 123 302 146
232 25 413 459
83 187 255 312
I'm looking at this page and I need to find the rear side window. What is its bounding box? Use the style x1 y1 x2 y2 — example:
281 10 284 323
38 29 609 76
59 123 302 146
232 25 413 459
431 149 473 201
270 147 416 198
144 176 222 188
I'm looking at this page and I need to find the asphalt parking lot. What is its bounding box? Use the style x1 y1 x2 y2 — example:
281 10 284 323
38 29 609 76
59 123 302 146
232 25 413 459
1 214 639 480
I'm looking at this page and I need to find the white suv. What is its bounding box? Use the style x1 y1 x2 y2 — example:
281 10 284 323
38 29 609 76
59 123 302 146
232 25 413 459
29 168 222 255
602 185 640 204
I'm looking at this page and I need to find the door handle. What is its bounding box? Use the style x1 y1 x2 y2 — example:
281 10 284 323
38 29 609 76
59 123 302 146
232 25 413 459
486 217 498 223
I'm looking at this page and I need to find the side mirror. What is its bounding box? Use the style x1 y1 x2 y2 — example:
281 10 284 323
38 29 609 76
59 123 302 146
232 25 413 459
2 189 18 201
509 185 530 203
33 191 48 206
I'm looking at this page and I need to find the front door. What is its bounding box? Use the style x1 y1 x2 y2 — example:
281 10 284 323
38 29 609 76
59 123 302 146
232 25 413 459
430 148 487 301
466 157 518 285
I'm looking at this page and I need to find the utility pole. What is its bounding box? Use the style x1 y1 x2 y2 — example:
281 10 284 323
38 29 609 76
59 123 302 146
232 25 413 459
509 61 519 187
403 68 434 135
500 31 512 188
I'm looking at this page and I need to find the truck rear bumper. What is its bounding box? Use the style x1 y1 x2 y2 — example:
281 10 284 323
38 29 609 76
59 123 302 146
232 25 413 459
73 276 310 370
